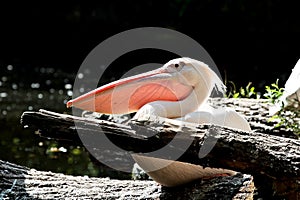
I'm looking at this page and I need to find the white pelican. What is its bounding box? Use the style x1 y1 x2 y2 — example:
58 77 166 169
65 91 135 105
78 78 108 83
67 57 251 186
270 59 300 115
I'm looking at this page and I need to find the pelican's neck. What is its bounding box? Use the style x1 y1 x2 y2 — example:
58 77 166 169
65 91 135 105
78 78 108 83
134 63 225 119
191 65 225 109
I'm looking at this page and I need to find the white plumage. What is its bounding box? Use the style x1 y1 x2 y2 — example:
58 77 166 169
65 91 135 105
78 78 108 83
270 59 300 115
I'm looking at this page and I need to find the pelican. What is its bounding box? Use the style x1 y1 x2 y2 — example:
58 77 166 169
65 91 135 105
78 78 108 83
269 59 300 115
67 57 251 186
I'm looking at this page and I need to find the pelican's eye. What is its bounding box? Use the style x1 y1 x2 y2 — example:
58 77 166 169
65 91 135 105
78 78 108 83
173 61 185 71
166 62 184 72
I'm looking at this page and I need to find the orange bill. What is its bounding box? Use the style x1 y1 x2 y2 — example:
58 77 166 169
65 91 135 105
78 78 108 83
67 68 193 114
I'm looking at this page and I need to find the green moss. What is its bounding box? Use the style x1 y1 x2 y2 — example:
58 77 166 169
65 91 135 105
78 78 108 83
226 79 299 137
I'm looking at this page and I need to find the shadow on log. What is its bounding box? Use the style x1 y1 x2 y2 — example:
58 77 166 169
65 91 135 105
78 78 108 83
15 98 300 199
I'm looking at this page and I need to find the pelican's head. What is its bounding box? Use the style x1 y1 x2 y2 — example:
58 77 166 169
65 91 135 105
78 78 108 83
67 57 225 115
161 58 225 92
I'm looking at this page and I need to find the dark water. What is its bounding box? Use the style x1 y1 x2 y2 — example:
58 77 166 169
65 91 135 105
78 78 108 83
0 65 130 179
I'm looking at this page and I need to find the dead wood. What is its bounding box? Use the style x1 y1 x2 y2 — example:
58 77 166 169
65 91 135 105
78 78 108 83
0 160 254 199
18 98 300 199
22 103 300 197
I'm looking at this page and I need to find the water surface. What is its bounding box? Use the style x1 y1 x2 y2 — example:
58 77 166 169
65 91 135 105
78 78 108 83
0 65 129 179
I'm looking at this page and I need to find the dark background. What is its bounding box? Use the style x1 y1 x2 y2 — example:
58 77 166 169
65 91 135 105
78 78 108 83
0 0 299 89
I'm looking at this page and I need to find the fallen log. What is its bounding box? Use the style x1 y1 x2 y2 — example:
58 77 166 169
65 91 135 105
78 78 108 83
0 160 254 199
19 98 300 199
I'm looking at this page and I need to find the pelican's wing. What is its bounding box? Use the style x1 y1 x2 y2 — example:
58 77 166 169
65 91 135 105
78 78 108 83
284 59 300 104
132 154 236 187
269 59 300 115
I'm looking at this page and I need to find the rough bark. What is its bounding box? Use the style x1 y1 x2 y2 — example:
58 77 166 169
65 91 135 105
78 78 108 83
207 98 298 138
0 160 254 200
19 98 300 199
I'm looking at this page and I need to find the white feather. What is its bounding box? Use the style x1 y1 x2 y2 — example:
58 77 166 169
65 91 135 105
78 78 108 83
269 59 300 115
283 59 300 98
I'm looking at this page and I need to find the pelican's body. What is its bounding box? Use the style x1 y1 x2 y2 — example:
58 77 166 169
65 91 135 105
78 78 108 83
282 59 300 104
67 58 251 186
